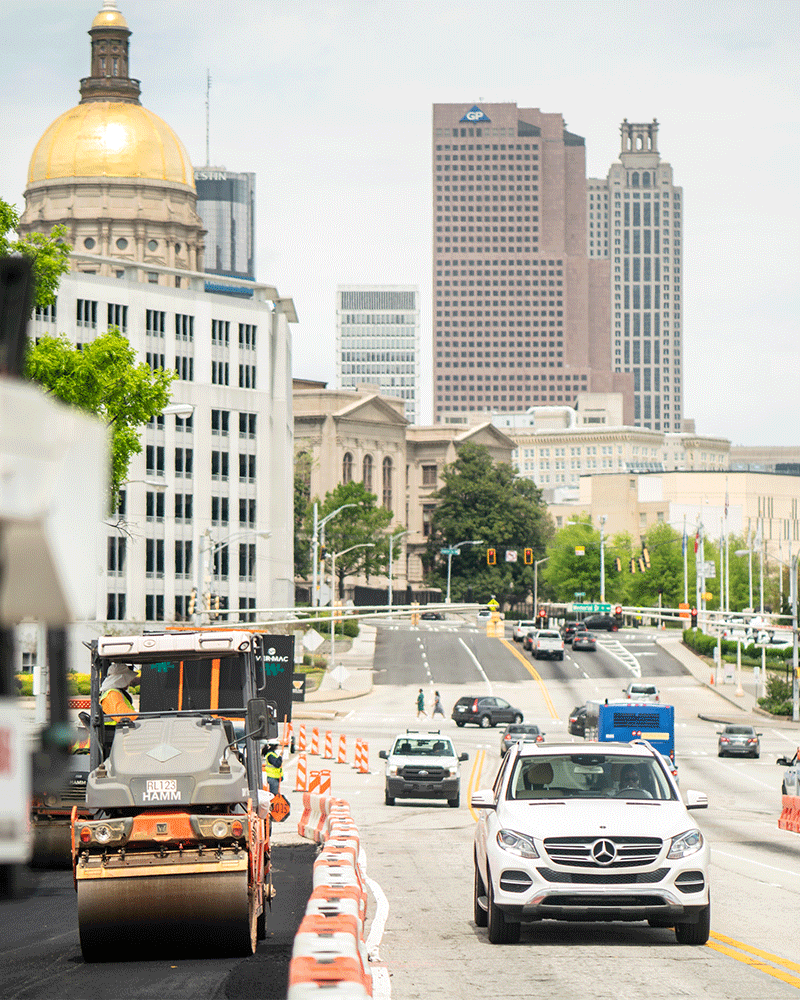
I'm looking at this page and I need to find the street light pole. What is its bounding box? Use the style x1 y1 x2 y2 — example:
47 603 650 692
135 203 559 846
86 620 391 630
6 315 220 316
599 515 607 604
311 502 360 607
329 543 374 685
388 531 409 612
445 539 484 603
196 529 271 624
534 557 549 618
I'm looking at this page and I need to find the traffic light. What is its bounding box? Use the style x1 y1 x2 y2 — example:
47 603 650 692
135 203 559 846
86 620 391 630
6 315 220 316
691 607 698 628
638 557 646 573
629 558 637 574
487 548 496 566
614 557 622 573
524 547 533 565
319 543 326 564
642 546 651 569
187 587 197 617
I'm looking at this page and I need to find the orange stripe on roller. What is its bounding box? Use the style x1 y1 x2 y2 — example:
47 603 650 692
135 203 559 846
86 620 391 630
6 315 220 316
210 658 220 710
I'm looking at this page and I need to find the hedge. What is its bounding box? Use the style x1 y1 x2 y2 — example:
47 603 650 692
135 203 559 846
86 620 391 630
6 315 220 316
682 629 792 661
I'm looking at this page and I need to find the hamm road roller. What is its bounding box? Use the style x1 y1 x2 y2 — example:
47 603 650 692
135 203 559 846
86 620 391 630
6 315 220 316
72 630 281 961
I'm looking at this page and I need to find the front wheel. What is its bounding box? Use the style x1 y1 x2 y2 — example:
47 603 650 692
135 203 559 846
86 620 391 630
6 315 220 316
473 856 488 927
479 715 491 729
384 790 395 806
448 793 460 808
513 714 523 724
674 900 710 945
487 870 520 944
455 721 465 728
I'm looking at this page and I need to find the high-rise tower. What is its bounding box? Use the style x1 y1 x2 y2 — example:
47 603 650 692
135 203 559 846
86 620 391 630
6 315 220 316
432 102 632 422
588 120 683 431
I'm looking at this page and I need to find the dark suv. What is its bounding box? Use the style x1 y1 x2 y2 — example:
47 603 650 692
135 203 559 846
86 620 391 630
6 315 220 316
562 621 588 644
452 696 523 728
581 613 620 632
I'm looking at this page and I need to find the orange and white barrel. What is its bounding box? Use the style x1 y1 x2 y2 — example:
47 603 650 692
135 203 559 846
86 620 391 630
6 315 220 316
295 752 308 791
337 733 347 764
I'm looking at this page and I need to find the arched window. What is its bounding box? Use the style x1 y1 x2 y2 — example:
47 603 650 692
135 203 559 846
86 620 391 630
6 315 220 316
362 454 373 492
342 452 353 484
382 457 393 510
642 171 651 188
631 171 640 188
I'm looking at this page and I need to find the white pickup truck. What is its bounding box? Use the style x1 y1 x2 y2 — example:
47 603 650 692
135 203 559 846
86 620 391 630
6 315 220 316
531 629 564 661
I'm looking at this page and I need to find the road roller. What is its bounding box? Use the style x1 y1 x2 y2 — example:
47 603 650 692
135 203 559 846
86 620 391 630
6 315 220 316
72 630 279 962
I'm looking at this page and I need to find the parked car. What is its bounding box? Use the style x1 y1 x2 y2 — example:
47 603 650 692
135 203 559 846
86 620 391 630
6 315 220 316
571 631 597 651
562 621 587 644
477 609 493 622
471 742 710 945
512 620 537 642
500 723 544 756
777 751 799 795
379 731 468 807
530 629 564 661
568 705 587 737
452 696 523 729
421 610 444 620
582 613 620 632
717 724 761 758
622 682 661 703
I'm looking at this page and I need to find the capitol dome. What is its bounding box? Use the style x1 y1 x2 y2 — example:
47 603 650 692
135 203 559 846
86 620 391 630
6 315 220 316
19 1 204 276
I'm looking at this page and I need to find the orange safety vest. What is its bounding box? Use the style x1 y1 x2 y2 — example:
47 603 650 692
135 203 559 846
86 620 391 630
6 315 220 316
100 687 137 722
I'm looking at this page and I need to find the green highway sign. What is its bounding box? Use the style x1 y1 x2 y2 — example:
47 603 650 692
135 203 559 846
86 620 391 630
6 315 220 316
440 547 460 556
573 602 612 613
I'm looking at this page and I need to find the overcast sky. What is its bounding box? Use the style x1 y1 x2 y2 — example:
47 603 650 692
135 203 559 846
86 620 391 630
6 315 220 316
1 1 797 445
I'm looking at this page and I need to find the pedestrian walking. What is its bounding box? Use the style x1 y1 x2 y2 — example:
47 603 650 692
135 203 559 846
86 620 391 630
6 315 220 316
416 688 427 718
432 691 445 718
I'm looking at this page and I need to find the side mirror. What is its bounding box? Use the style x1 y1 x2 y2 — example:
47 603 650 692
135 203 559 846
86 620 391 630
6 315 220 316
685 789 708 810
246 698 270 740
470 789 496 811
78 711 91 730
378 750 388 760
459 752 469 762
777 756 792 766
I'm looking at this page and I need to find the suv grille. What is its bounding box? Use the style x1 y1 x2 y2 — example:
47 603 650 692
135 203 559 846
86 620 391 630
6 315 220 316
544 836 663 868
500 870 533 893
400 765 446 781
675 870 705 893
537 867 669 885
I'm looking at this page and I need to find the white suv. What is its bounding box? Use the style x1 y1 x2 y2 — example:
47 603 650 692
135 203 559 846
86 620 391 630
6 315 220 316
472 742 709 944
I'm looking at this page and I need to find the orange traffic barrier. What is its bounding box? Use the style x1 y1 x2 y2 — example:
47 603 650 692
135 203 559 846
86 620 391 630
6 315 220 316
282 721 293 749
337 733 348 764
288 955 370 995
309 770 321 794
311 727 320 755
295 752 308 792
319 769 332 794
779 795 800 833
323 730 334 759
298 724 306 752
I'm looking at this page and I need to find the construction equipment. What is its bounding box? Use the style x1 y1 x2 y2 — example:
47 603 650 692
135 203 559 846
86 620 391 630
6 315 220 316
72 630 279 961
30 729 90 868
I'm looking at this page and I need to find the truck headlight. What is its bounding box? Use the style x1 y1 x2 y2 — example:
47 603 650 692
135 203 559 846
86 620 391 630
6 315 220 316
668 828 703 859
387 765 399 776
497 828 539 859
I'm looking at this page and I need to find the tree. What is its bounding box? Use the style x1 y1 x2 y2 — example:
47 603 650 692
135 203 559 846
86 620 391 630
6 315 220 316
1 196 71 310
25 329 176 510
425 442 553 603
304 481 395 599
543 517 604 604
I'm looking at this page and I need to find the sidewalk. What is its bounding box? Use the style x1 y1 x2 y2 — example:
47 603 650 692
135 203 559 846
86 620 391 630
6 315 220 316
293 624 376 719
655 633 800 730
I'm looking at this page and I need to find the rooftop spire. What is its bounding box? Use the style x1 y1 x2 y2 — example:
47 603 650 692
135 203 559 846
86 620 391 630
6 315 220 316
79 2 141 104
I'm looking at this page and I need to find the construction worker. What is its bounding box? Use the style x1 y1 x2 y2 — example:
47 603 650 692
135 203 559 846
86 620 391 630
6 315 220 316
262 739 283 795
99 664 139 722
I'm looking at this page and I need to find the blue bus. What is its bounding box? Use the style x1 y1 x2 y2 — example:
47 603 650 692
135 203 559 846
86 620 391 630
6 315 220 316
585 700 675 762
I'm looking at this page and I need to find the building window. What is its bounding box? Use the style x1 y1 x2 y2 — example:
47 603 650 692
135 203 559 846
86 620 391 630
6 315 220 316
422 464 438 488
145 594 165 622
107 303 128 332
238 454 256 482
146 490 165 521
211 319 230 345
175 540 192 577
211 451 229 480
146 445 165 477
343 452 354 484
76 299 97 328
175 493 193 521
238 323 257 349
175 314 194 342
146 538 165 578
239 498 256 527
422 504 436 537
107 536 126 575
211 360 230 385
212 409 230 434
239 543 256 581
239 412 257 438
175 447 194 476
382 457 393 510
211 495 229 526
239 597 256 624
107 593 126 621
362 454 373 491
213 545 229 579
175 355 194 381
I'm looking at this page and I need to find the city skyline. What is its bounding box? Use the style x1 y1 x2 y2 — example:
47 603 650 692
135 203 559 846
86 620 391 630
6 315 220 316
1 0 797 444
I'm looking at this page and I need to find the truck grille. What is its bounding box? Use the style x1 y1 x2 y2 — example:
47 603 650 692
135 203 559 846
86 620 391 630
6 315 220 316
400 766 445 781
544 836 662 868
537 867 669 884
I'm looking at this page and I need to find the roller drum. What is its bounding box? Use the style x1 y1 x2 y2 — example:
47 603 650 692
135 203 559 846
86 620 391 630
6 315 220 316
31 824 72 869
78 869 256 961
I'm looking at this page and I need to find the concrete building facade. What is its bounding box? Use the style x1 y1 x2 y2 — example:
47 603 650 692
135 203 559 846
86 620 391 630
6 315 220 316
336 286 420 423
588 120 684 432
432 102 633 422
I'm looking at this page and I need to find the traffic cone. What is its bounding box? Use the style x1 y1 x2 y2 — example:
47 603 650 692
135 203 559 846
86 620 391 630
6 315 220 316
295 752 308 791
337 733 347 764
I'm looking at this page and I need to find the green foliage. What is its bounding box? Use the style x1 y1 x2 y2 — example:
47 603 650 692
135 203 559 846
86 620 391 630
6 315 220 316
425 442 553 603
683 627 791 661
25 329 176 509
1 196 71 309
67 673 91 695
15 674 32 696
294 450 312 578
543 516 603 603
304 481 395 597
758 673 793 716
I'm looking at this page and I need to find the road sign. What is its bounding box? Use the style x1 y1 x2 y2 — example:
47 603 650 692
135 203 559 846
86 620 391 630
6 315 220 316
701 561 716 578
572 602 612 613
575 546 585 556
505 549 518 563
440 547 459 556
487 598 500 610
270 793 291 823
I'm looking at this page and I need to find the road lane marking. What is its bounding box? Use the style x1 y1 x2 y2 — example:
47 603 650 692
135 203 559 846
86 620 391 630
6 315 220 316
499 639 559 720
707 931 800 988
467 748 487 822
458 638 493 693
597 638 642 677
712 848 800 880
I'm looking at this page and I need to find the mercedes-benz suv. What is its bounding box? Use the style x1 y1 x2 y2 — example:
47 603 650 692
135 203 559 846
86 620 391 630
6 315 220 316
471 741 710 945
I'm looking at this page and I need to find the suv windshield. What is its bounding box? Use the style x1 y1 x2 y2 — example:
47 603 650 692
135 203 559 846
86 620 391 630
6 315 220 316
393 738 455 756
507 753 676 801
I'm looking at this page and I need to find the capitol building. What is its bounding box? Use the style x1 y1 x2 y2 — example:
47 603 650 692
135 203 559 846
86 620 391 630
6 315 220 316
17 1 295 644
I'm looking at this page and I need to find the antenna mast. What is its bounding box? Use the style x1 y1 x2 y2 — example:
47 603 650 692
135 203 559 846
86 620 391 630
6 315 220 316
205 69 211 166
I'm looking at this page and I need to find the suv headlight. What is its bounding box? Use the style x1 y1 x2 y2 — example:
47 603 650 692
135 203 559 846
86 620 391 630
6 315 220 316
668 828 704 859
497 828 539 859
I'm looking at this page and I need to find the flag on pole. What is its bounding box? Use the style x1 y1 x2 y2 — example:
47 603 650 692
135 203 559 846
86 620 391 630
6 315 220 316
694 529 699 554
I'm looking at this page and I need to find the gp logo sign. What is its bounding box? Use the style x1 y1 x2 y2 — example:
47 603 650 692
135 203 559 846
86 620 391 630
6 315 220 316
460 105 490 122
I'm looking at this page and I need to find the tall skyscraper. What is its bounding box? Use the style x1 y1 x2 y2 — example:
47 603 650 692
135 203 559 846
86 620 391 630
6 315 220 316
432 103 632 422
336 286 420 423
588 120 683 432
194 168 256 281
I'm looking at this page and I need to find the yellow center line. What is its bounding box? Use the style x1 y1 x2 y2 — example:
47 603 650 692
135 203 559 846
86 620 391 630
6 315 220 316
499 638 560 720
467 748 486 823
706 931 800 987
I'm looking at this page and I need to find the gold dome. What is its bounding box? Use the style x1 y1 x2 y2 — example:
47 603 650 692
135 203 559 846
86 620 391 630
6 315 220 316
91 1 128 29
27 101 195 188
